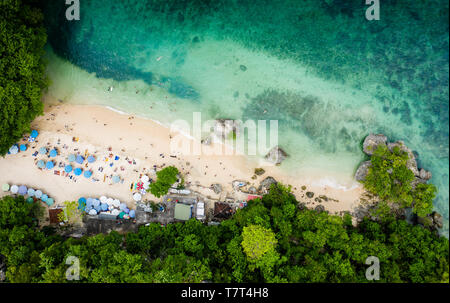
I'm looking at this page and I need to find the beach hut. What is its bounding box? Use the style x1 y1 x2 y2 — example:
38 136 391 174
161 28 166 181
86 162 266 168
9 145 19 155
133 193 142 202
129 210 136 218
27 188 35 197
41 194 49 202
76 155 84 164
10 185 19 194
2 184 10 192
74 168 83 176
46 161 54 170
87 155 96 163
84 170 92 178
49 149 58 157
37 160 46 169
46 198 54 207
39 147 47 155
68 154 76 162
30 130 39 138
34 190 43 199
26 197 34 204
20 144 27 152
65 165 73 173
18 185 28 195
112 175 120 183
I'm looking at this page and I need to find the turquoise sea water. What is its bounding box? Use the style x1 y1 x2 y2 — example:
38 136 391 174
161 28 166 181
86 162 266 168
41 0 449 236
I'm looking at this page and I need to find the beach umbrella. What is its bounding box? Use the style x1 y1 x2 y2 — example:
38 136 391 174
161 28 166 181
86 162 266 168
119 212 125 219
37 160 46 169
93 199 100 208
143 181 150 190
83 170 92 178
94 205 101 212
27 188 35 197
20 144 27 152
64 165 73 173
101 203 108 211
46 198 54 207
141 175 149 183
74 168 83 176
68 154 76 162
18 185 28 195
89 209 97 215
111 209 120 216
112 175 120 183
41 194 48 202
113 199 120 208
133 193 142 202
2 184 10 192
39 147 47 155
136 182 144 191
34 190 43 199
9 145 19 155
49 149 58 157
87 155 96 163
76 155 84 164
86 197 93 205
10 185 19 194
30 130 39 138
120 203 127 210
106 198 113 205
124 207 130 214
79 197 87 204
46 161 54 170
26 197 34 204
99 196 107 203
129 210 136 218
85 205 92 212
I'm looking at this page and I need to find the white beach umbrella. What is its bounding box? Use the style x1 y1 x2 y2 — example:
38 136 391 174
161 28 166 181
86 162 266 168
141 175 149 183
133 193 142 202
99 196 107 203
89 209 98 215
106 198 114 205
111 209 120 216
10 185 19 194
143 181 150 190
27 188 35 197
113 199 120 208
34 190 43 199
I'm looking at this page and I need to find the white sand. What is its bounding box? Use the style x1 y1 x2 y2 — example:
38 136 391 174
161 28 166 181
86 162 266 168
0 98 365 215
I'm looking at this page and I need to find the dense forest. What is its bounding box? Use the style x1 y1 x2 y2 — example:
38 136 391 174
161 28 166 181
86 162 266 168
0 0 48 155
0 184 448 283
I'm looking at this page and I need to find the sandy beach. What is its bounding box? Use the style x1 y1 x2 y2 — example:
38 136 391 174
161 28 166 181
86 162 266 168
0 96 365 216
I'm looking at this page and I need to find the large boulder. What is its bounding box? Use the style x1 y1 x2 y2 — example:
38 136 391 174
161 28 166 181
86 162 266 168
259 176 277 191
264 146 288 165
419 168 432 180
210 183 223 194
355 161 372 182
363 134 387 155
213 119 241 139
387 141 419 176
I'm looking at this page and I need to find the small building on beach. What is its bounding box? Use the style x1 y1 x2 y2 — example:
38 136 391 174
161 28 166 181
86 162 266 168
174 203 192 221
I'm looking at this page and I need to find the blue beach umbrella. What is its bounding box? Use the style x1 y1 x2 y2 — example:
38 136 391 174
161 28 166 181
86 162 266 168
85 205 93 213
39 147 47 155
100 203 108 211
30 130 39 138
46 198 54 207
46 161 54 170
76 155 84 164
124 207 130 214
49 149 58 157
9 145 19 155
18 185 28 195
84 170 92 178
92 199 100 208
20 144 27 152
64 165 73 173
74 168 83 176
34 190 43 199
41 194 49 202
87 155 96 163
68 154 76 162
37 160 46 169
86 198 94 208
94 205 101 212
27 188 35 197
129 210 136 218
112 175 120 183
120 203 127 211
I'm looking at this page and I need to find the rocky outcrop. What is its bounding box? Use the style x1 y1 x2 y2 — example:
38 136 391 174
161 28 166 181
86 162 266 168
306 192 314 199
213 119 241 139
419 168 432 180
254 168 266 176
264 146 288 165
259 176 277 192
387 141 419 176
210 184 223 194
355 161 372 182
417 211 444 230
363 134 387 155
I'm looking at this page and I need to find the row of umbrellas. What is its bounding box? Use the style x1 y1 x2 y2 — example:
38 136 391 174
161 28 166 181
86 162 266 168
39 147 58 157
37 160 94 178
2 183 54 206
78 196 135 218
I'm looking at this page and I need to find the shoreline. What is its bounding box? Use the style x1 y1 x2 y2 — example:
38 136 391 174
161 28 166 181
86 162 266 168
0 96 365 216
